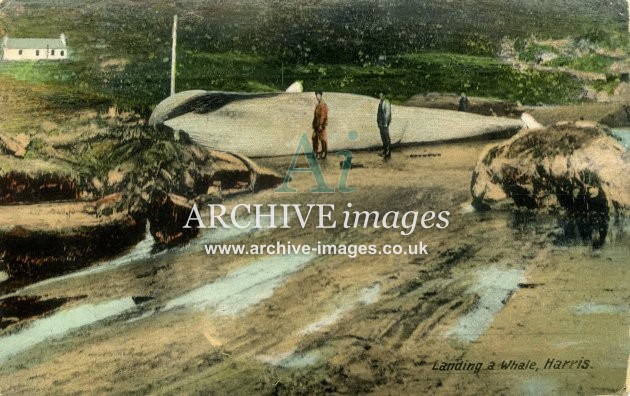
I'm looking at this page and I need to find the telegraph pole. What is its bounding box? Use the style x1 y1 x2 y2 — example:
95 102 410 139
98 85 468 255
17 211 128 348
171 14 178 96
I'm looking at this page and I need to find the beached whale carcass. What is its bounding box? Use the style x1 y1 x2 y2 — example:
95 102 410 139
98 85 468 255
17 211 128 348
149 91 524 157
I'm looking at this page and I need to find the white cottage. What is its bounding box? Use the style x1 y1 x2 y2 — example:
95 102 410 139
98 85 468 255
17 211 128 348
2 34 68 61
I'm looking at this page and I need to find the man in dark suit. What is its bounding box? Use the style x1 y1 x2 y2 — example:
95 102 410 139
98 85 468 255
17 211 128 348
377 92 392 159
458 92 469 112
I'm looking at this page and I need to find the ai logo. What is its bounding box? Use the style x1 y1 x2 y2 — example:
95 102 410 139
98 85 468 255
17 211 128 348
275 131 358 193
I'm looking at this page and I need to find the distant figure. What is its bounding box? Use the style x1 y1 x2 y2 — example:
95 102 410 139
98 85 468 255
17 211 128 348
377 92 392 159
312 91 328 159
458 93 469 112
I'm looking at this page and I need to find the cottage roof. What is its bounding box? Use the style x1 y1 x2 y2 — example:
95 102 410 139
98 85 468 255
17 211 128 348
4 38 67 50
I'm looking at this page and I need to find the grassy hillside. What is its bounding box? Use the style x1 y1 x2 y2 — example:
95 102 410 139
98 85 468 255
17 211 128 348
0 0 626 113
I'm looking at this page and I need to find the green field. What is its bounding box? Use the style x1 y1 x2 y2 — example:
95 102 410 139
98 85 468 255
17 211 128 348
0 0 627 114
546 53 618 73
0 51 584 114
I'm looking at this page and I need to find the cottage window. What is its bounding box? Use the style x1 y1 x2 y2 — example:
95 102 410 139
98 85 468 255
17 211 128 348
51 50 55 55
60 50 64 57
36 50 40 56
18 50 22 55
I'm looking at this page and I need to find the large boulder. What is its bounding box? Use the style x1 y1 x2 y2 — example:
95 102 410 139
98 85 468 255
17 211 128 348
471 122 630 216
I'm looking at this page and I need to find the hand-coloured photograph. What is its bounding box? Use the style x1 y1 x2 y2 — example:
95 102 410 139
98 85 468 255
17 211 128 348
0 1 629 395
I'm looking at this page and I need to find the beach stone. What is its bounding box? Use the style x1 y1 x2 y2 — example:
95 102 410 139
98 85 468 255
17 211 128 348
471 123 630 215
285 81 304 93
520 113 544 130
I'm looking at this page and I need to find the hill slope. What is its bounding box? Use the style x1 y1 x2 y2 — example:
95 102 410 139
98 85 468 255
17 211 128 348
0 0 624 110
1 0 626 60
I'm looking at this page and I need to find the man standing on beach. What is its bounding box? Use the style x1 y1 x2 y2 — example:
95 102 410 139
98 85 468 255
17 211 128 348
458 92 469 112
312 91 328 159
377 92 392 159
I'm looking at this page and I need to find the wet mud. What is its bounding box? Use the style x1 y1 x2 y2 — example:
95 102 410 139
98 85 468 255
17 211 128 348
0 142 627 395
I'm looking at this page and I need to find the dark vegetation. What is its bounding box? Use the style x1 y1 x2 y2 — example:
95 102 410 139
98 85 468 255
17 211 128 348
0 0 626 114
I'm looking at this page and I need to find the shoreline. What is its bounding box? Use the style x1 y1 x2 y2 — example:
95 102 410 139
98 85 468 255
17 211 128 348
1 139 628 395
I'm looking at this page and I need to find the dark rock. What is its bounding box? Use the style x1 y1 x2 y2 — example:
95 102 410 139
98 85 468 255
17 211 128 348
0 295 85 329
339 161 365 169
148 193 198 247
0 172 80 204
0 216 146 279
132 296 155 305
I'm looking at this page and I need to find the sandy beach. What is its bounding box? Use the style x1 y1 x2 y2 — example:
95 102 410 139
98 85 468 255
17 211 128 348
0 140 627 395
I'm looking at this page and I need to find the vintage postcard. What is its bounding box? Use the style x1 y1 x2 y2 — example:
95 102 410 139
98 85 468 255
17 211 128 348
0 1 629 395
